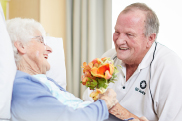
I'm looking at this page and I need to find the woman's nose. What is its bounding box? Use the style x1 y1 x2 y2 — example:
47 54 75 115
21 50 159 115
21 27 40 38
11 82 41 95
46 45 52 54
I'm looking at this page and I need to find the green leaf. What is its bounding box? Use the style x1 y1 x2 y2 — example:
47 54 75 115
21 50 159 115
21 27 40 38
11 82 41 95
114 67 119 73
103 83 108 89
86 81 91 87
90 79 97 87
109 80 115 83
89 86 95 90
117 65 122 68
112 74 117 78
87 77 92 81
97 78 108 89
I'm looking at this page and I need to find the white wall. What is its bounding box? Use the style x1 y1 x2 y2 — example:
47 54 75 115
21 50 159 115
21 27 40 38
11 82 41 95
112 0 182 59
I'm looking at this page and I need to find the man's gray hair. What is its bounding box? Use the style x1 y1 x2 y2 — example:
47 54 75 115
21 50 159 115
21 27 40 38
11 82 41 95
122 3 159 39
6 18 46 66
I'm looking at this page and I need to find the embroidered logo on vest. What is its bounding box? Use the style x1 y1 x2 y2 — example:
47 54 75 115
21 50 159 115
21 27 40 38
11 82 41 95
135 80 147 95
140 80 147 89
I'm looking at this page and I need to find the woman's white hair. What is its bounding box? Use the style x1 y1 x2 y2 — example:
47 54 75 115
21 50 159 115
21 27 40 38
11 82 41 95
6 18 46 66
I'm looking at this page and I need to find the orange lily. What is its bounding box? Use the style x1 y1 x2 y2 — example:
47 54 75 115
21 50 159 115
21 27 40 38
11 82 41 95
91 63 114 79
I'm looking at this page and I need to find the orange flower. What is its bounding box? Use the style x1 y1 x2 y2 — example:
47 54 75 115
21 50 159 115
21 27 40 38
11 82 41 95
90 91 99 101
92 58 101 64
91 63 114 79
82 62 91 73
81 57 119 101
88 62 93 68
101 57 107 61
82 77 89 85
90 88 106 100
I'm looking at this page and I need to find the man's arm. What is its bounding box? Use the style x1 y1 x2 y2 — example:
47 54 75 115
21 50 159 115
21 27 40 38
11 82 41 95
151 53 182 121
109 104 150 121
109 103 139 120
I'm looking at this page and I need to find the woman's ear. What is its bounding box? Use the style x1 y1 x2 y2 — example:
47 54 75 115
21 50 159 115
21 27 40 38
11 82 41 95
147 33 156 48
14 41 26 54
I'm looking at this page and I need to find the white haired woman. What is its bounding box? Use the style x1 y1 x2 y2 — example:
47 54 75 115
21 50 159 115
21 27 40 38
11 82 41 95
7 18 120 121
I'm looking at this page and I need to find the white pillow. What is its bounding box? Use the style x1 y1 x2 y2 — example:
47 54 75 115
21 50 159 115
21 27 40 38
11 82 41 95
46 36 66 89
0 3 16 120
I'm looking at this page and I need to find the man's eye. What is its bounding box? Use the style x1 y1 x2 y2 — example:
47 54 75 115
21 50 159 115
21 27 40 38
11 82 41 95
127 33 133 36
115 32 119 35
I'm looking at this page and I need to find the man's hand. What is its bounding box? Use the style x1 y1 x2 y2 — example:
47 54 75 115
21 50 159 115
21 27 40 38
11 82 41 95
98 88 118 109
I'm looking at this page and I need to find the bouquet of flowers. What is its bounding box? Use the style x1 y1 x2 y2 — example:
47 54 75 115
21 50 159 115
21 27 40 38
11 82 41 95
81 57 119 100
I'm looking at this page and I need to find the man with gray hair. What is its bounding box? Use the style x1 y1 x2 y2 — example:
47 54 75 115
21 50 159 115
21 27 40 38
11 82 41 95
84 3 182 121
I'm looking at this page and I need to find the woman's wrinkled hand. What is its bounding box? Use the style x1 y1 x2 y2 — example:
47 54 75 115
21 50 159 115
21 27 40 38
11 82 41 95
98 88 118 109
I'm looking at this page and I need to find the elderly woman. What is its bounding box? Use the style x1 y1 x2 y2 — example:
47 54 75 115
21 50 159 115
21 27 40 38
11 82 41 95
7 18 119 121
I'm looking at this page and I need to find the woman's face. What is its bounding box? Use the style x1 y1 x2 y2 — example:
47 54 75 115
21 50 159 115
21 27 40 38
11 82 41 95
25 31 52 74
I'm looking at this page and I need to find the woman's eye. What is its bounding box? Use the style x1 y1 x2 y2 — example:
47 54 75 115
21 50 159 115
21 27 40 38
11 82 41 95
39 38 44 43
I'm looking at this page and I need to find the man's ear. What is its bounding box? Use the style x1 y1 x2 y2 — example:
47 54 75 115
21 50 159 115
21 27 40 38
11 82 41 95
147 33 156 48
14 41 26 54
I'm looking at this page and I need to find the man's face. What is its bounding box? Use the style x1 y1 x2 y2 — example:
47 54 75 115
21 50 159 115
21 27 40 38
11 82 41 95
25 31 52 74
113 10 150 65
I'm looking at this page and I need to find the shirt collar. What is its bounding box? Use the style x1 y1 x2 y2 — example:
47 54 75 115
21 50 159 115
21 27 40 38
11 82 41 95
138 42 156 71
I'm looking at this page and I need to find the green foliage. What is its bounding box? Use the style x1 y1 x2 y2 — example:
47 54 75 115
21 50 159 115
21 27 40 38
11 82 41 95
97 78 107 89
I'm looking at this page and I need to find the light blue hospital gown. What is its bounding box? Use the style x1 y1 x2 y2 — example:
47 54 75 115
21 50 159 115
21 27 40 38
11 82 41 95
33 74 92 109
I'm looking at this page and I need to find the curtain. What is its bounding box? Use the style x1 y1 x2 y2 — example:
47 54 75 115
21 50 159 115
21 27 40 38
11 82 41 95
66 0 112 99
0 0 9 19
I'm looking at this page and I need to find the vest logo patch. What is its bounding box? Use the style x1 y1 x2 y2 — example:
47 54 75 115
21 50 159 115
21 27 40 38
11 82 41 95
135 87 146 95
140 80 147 89
135 80 147 95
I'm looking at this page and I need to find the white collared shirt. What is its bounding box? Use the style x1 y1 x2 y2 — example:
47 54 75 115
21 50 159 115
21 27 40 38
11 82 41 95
83 42 182 121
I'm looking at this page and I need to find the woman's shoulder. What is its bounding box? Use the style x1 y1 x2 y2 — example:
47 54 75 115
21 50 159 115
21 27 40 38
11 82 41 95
14 70 49 92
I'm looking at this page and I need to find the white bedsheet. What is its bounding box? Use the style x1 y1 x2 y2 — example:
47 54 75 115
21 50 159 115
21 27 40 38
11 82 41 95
0 3 16 120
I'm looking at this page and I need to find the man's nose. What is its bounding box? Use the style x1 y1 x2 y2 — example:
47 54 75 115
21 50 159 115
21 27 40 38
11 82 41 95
116 33 126 45
46 45 52 54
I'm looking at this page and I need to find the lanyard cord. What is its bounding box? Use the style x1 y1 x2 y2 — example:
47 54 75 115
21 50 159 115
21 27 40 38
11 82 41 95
149 42 158 116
